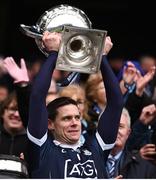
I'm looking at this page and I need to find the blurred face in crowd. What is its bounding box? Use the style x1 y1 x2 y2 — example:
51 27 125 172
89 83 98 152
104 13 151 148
95 81 107 106
2 100 24 134
0 58 7 76
52 69 62 82
59 85 86 118
86 73 107 110
49 104 81 144
70 91 85 118
46 79 58 105
0 86 9 102
140 56 156 72
114 112 131 151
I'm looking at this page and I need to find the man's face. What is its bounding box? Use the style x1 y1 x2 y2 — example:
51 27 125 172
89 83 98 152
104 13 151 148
115 113 131 150
2 101 24 133
50 104 81 144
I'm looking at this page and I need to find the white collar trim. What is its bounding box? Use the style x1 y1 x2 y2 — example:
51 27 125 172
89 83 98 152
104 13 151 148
53 139 83 150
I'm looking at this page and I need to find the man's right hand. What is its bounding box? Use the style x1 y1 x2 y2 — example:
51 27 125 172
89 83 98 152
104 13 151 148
42 31 62 52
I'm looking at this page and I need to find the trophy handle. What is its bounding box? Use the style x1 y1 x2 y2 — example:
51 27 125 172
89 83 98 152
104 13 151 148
20 24 43 39
20 24 65 39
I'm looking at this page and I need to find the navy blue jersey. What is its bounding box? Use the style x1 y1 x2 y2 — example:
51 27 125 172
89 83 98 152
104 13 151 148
27 51 123 179
27 133 112 178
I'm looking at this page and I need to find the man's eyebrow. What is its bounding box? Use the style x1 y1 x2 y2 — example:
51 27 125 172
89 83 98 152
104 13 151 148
62 114 80 119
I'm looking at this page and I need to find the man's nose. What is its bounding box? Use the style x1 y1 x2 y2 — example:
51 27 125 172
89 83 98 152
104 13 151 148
71 117 78 125
14 110 19 116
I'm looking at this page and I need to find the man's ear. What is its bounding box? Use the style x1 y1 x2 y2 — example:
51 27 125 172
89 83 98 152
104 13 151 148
48 119 54 130
128 128 131 137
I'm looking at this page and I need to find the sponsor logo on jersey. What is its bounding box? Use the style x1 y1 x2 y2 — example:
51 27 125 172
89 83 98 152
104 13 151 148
65 159 97 178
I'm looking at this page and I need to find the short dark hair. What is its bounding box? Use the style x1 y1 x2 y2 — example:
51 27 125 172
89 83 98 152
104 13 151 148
47 96 78 121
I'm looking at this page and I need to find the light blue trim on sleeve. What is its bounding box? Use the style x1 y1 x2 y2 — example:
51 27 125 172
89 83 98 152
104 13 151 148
27 129 47 147
96 131 115 151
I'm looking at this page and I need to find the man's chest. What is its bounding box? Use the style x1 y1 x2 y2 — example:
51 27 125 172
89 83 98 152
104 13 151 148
42 147 98 178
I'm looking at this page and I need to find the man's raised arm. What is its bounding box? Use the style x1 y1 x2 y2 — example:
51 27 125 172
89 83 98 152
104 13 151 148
28 32 61 143
96 37 124 149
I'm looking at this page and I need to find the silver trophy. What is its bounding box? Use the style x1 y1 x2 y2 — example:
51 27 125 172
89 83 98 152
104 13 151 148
20 4 107 74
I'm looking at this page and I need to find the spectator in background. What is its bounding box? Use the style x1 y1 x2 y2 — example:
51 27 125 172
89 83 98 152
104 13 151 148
106 107 156 178
118 60 155 125
118 60 155 103
135 103 156 165
108 56 124 76
85 72 107 123
3 56 59 126
126 103 156 151
46 78 58 105
0 81 11 104
59 84 89 121
0 91 29 178
0 92 28 156
139 54 156 73
0 55 6 76
117 60 156 152
139 54 156 102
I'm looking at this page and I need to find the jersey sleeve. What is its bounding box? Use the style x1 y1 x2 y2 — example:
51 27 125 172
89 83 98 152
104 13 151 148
15 84 31 129
96 55 124 150
27 52 58 146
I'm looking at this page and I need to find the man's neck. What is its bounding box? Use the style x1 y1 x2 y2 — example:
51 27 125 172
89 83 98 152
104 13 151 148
110 146 123 156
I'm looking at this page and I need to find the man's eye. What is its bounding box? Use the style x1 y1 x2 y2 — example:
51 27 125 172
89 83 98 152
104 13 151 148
75 115 80 120
77 100 84 105
63 117 70 121
119 125 124 129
